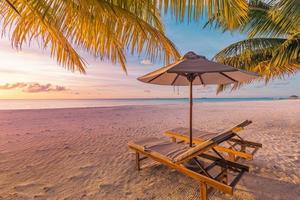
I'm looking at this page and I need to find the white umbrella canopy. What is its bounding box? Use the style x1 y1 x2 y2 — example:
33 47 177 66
137 51 259 147
138 51 258 86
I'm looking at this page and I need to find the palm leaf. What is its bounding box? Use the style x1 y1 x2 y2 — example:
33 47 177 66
1 0 86 72
160 0 249 29
0 0 181 73
215 37 300 93
214 37 300 77
0 0 250 73
204 0 274 34
267 0 300 36
270 33 300 70
246 1 298 38
3 0 20 15
212 0 300 93
214 38 285 63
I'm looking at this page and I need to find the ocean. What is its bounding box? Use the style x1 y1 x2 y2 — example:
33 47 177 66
0 97 283 110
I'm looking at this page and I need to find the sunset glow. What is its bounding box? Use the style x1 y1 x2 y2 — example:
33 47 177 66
0 17 299 99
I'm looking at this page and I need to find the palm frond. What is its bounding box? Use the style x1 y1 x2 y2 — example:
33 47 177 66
215 38 300 93
216 83 242 94
0 0 181 73
159 0 249 28
204 0 299 37
245 1 283 37
214 37 300 77
62 0 180 72
3 0 20 15
212 0 300 93
214 38 285 63
246 1 298 38
1 0 86 72
270 33 300 71
0 0 250 73
267 0 300 36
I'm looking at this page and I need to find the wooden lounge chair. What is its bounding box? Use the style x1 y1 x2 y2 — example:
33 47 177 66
128 128 250 200
164 120 262 161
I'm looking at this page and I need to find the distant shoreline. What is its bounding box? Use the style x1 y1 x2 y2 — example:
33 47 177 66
0 97 297 111
0 97 292 101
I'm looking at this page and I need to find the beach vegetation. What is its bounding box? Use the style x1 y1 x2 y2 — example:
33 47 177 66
209 0 300 92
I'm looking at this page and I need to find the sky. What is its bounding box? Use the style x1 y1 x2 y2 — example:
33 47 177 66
0 15 299 99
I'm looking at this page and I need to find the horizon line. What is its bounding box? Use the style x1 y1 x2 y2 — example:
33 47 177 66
0 96 291 101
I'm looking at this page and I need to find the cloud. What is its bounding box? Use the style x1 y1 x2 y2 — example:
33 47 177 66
0 82 67 93
0 82 27 89
144 89 151 93
140 59 152 65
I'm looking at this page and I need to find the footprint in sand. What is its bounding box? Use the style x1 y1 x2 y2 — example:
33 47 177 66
14 183 40 192
98 183 120 194
33 194 47 200
43 186 54 193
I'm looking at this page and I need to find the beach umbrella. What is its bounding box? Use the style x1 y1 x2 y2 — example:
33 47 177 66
138 51 259 147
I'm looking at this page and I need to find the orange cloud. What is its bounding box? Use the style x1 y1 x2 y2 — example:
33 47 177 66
0 82 67 93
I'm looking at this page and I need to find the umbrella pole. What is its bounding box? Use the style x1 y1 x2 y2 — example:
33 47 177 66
189 78 193 147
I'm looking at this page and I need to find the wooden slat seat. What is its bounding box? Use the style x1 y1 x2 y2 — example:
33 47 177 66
128 124 251 200
164 120 262 161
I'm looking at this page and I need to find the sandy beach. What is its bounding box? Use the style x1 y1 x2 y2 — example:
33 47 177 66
0 100 299 200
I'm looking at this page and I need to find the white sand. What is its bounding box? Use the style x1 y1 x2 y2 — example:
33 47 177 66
0 100 299 200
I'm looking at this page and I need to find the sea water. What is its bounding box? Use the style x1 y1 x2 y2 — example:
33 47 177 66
0 97 281 110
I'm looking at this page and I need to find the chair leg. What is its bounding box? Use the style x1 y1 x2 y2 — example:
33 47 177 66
136 152 140 170
241 144 246 153
222 169 228 185
200 182 207 200
171 137 176 142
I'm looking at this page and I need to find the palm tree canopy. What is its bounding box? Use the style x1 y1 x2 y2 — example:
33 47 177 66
0 0 249 73
210 0 300 92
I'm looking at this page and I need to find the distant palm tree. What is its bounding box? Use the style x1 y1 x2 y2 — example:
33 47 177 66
210 0 300 92
0 0 248 73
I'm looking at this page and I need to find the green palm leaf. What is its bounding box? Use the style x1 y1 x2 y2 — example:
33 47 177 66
270 33 300 70
214 38 285 65
161 0 248 28
213 0 300 93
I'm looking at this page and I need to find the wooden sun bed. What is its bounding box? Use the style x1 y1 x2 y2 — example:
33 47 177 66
164 120 262 161
128 128 250 200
